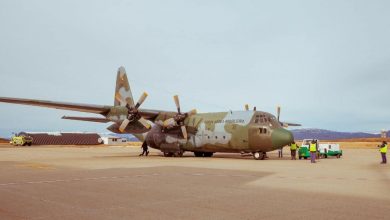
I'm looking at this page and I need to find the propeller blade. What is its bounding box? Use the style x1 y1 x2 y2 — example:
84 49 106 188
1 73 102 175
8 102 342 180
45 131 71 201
163 118 176 128
277 106 281 121
181 125 188 139
173 95 181 114
119 118 130 133
138 117 151 129
134 92 148 109
245 104 249 111
187 109 197 116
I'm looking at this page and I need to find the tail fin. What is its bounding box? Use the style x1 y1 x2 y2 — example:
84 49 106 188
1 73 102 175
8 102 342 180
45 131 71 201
114 66 135 107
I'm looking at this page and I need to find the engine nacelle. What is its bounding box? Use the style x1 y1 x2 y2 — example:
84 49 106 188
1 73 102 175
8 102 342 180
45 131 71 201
145 125 184 152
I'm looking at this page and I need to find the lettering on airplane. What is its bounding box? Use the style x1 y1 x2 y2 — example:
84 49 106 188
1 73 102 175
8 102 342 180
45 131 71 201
204 119 245 124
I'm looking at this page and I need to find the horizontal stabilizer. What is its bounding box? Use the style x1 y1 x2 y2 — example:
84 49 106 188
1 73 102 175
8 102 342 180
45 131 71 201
281 122 301 127
61 116 111 123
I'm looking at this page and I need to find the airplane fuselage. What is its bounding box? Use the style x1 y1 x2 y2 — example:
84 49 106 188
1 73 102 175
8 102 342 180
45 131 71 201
141 110 294 154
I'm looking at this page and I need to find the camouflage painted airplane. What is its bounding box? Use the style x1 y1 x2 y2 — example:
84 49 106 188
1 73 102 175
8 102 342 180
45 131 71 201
0 67 300 160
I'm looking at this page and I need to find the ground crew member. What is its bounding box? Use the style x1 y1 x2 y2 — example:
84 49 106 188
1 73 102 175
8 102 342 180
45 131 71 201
290 141 298 160
139 141 149 156
378 141 387 164
278 147 283 158
310 139 317 163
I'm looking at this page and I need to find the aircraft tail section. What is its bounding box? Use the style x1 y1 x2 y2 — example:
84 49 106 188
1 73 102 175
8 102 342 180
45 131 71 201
114 66 134 107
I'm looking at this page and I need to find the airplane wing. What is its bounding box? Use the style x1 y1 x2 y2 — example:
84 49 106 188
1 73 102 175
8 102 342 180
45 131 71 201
0 97 111 115
61 116 111 123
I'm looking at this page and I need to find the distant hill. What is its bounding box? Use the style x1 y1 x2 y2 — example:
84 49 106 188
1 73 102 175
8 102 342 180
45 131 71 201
291 129 381 140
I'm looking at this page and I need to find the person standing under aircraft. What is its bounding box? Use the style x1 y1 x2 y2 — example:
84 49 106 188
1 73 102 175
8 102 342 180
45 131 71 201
378 141 387 164
139 141 149 156
310 139 317 163
278 147 283 158
289 141 298 160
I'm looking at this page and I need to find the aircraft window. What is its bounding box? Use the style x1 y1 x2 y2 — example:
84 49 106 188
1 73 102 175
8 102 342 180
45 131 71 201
255 119 259 123
260 118 264 123
208 136 210 139
259 128 263 134
264 128 267 134
215 136 218 139
223 136 226 139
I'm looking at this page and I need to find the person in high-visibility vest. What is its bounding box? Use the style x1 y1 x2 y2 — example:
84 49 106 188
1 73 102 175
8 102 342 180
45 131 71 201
378 141 387 164
289 141 299 160
309 139 317 163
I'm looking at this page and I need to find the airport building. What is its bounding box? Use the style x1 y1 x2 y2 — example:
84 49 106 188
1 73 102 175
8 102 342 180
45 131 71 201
100 136 128 145
20 132 103 145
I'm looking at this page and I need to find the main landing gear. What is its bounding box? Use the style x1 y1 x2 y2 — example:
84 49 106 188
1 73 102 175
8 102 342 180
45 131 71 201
163 151 184 157
194 152 214 157
253 152 266 160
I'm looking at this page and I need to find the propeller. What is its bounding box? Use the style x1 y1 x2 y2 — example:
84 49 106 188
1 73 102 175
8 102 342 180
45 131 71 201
163 95 197 139
275 105 301 128
117 92 151 132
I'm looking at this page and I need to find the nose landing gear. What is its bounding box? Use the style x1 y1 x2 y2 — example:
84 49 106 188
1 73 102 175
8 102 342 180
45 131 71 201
253 152 266 160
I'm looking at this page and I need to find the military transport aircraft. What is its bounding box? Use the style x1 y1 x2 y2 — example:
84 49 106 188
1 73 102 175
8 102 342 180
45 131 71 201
0 67 300 160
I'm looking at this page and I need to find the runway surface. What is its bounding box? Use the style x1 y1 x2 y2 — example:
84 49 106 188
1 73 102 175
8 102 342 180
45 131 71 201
0 146 389 220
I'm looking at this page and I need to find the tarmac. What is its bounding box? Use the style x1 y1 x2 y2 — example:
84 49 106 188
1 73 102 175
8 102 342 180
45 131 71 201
0 145 389 220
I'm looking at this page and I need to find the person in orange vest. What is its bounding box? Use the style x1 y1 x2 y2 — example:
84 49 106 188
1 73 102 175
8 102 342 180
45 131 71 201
378 141 387 164
309 139 317 163
289 141 299 160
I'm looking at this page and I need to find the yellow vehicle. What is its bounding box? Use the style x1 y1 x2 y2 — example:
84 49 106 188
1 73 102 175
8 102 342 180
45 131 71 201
10 133 33 146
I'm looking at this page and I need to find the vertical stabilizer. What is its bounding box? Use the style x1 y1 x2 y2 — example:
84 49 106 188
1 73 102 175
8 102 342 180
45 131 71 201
114 66 135 107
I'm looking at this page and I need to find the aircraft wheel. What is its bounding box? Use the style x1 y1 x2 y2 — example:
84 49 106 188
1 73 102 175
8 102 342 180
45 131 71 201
204 152 213 157
336 154 341 158
253 152 265 160
194 152 203 157
299 156 302 160
163 152 173 157
175 151 184 157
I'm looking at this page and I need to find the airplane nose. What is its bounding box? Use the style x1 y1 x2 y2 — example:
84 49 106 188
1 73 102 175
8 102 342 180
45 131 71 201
271 128 294 148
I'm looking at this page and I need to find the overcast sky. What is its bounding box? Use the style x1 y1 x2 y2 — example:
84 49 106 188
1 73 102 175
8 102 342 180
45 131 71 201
0 0 389 136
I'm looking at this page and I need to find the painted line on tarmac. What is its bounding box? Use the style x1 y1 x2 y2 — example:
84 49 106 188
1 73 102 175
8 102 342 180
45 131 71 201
0 173 257 187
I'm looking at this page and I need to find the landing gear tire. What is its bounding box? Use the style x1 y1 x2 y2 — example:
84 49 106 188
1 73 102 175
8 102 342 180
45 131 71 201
175 151 184 157
163 152 174 157
204 152 214 157
299 156 302 160
194 152 203 157
253 152 266 160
